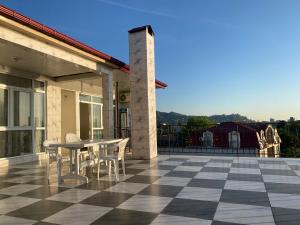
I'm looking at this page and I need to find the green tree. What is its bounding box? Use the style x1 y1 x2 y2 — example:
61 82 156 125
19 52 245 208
186 116 214 129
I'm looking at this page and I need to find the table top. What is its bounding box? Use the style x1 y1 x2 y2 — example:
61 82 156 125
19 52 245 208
49 139 123 149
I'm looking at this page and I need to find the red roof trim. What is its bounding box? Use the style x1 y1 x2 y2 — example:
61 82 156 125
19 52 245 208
0 4 167 88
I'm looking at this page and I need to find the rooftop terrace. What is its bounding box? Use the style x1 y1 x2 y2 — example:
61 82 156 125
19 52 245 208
0 155 300 225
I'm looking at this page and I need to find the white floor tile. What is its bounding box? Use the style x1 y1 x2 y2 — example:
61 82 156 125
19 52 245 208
43 203 112 225
205 162 232 168
225 180 266 192
194 172 228 180
105 182 149 194
259 164 290 170
0 196 40 214
150 214 212 225
138 169 170 176
0 184 42 195
174 166 202 172
159 161 183 166
176 187 222 202
153 176 191 186
4 175 44 183
229 168 261 175
268 193 300 210
214 202 275 225
47 189 99 203
117 195 172 213
262 174 300 184
0 215 36 225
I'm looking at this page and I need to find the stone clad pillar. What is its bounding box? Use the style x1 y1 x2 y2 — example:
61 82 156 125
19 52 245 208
128 25 157 159
102 73 114 138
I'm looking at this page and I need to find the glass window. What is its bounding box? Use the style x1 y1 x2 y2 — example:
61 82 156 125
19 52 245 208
0 74 32 88
34 80 45 91
0 89 8 126
34 130 45 153
93 104 101 128
93 130 103 140
92 96 102 103
11 130 32 155
80 94 91 102
0 131 8 158
14 91 31 127
34 93 45 127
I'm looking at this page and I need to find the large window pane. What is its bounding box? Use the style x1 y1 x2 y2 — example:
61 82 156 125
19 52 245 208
0 131 8 158
34 80 45 91
34 93 45 127
14 91 31 127
0 131 32 158
34 130 45 153
93 130 103 140
93 105 101 128
0 74 32 88
11 131 32 155
0 89 8 126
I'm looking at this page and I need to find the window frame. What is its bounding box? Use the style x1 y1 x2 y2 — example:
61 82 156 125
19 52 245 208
0 78 46 157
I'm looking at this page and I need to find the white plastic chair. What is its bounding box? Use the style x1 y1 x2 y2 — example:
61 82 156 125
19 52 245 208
65 133 96 174
98 138 129 181
43 139 65 184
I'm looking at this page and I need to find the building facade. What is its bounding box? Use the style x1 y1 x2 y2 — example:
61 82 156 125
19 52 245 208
0 5 167 166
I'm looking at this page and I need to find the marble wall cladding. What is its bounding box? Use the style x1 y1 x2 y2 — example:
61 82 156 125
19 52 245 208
46 83 62 142
129 27 157 160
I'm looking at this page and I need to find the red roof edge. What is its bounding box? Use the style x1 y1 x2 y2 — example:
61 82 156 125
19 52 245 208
0 4 167 88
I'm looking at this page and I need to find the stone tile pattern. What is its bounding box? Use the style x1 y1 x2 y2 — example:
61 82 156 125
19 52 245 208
2 156 300 224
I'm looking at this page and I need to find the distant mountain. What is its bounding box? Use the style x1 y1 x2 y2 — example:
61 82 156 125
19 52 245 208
157 111 255 125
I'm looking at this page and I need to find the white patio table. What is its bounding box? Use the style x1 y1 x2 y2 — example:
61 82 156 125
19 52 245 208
49 139 122 183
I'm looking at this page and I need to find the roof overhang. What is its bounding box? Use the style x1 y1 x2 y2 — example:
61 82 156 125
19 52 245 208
0 4 167 89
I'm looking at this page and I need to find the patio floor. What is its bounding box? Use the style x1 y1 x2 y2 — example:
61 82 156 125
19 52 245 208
1 155 300 225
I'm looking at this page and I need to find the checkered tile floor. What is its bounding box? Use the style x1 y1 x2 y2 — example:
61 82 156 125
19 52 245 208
1 155 300 225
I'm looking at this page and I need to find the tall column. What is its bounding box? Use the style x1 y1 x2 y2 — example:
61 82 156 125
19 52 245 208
102 73 114 138
129 25 157 160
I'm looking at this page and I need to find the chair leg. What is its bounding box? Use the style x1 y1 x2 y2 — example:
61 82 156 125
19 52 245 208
57 159 62 183
97 161 101 180
121 158 126 176
114 160 119 181
47 160 50 185
108 161 112 176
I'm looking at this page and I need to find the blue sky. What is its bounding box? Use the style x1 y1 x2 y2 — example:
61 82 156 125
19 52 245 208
2 0 300 121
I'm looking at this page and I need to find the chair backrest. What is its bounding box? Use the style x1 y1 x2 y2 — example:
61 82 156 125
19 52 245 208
65 133 81 143
43 139 59 160
117 138 129 158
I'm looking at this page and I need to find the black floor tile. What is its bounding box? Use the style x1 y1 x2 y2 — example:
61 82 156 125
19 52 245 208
260 169 297 176
76 180 115 191
90 208 157 225
258 160 287 165
26 178 50 185
201 167 230 173
138 184 183 197
220 189 270 207
81 191 133 207
166 158 188 162
124 168 147 175
227 173 263 182
33 222 58 225
188 179 226 189
165 171 197 178
182 162 207 166
125 175 160 184
153 165 177 170
231 163 259 169
8 200 72 220
212 221 245 225
289 165 300 170
20 186 69 199
0 182 19 189
162 198 218 220
209 159 233 163
0 193 9 200
272 207 300 225
265 182 300 195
